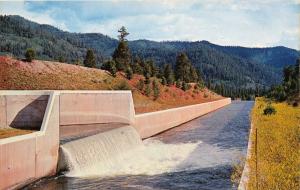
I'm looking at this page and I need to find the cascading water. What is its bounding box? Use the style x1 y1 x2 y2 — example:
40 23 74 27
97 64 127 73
58 126 201 177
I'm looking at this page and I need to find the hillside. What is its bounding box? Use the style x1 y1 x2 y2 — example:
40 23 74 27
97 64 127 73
1 15 299 91
0 56 223 113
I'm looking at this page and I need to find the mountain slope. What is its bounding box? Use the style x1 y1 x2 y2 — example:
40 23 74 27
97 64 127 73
201 40 299 69
1 15 299 89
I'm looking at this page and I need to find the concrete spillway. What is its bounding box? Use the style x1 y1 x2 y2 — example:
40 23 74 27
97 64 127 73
58 126 201 177
58 126 143 176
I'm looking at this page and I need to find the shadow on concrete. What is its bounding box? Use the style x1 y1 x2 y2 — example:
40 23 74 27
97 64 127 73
10 95 48 130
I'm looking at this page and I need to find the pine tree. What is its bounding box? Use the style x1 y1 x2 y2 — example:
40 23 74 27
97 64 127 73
125 66 133 80
145 73 151 84
113 26 131 71
163 64 174 86
175 52 198 83
148 60 158 77
131 56 143 74
145 84 151 97
190 66 198 82
152 79 160 100
84 49 96 68
137 79 144 91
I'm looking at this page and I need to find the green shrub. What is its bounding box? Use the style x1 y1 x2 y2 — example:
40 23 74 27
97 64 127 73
113 81 131 90
175 80 182 88
263 104 276 115
161 77 167 85
101 60 117 77
181 82 191 91
25 48 35 62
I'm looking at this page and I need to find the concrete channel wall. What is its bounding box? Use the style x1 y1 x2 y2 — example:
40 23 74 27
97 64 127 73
135 98 231 139
58 91 135 139
0 91 59 190
59 91 135 126
238 123 254 190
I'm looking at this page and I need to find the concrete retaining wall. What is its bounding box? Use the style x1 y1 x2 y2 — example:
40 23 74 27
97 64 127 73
59 91 135 126
0 91 59 190
238 123 254 190
0 95 48 129
58 91 135 140
134 98 231 139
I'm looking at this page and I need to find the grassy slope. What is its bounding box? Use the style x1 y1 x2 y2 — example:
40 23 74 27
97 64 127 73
247 98 299 189
0 56 223 114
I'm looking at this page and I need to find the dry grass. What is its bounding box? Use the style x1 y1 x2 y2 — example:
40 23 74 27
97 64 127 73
247 98 300 189
0 128 35 139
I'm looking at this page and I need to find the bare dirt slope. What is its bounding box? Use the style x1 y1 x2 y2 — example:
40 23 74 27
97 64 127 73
0 56 224 113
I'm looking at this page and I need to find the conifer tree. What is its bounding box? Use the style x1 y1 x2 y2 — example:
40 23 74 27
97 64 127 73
112 26 131 71
152 79 160 100
137 79 144 91
125 66 133 80
163 64 175 86
131 56 143 74
145 84 151 97
175 52 198 83
84 49 96 68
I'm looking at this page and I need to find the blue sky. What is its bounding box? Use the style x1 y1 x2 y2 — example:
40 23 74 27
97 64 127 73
0 0 299 49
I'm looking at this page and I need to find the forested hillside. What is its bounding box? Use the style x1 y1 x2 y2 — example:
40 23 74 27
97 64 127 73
1 15 299 98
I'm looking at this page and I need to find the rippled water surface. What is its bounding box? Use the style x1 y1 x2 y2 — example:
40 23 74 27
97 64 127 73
24 101 254 190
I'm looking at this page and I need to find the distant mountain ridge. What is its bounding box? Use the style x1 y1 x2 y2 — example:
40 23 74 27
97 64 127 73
1 15 299 89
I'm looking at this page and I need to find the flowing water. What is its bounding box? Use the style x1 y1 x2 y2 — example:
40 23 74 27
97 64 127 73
24 101 253 190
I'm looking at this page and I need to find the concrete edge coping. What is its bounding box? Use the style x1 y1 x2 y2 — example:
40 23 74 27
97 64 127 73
238 123 254 190
135 98 231 117
0 90 132 95
0 91 56 145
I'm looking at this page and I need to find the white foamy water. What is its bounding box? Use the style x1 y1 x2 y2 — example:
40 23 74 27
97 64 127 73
59 126 201 177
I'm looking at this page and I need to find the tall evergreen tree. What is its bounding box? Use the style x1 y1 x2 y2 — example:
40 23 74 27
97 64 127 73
83 49 96 68
112 26 131 71
163 64 175 86
175 52 198 83
152 79 160 100
131 56 143 74
125 66 133 80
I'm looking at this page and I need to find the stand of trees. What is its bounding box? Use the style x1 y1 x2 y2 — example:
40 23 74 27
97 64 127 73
266 59 299 104
100 27 204 99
